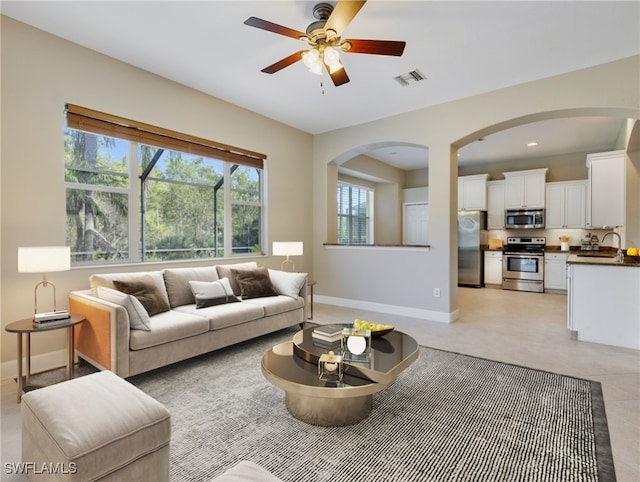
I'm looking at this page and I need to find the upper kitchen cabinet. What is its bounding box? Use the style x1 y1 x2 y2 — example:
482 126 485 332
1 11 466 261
487 180 505 229
586 150 625 229
546 180 587 229
458 174 489 211
503 168 548 209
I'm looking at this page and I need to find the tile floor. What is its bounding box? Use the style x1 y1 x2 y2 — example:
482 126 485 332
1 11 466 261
1 287 639 480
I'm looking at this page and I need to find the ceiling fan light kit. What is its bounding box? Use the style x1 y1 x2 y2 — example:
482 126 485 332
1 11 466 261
244 0 406 87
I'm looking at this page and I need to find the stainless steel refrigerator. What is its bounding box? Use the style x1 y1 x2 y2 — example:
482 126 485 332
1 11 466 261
458 211 487 287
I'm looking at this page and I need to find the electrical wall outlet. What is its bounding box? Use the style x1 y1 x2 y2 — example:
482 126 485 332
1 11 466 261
434 288 441 297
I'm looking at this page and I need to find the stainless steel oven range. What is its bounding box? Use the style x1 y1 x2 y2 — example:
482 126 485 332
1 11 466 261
502 237 546 293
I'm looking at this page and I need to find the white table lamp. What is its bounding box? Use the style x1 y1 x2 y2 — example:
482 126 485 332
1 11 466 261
18 246 71 315
272 241 303 272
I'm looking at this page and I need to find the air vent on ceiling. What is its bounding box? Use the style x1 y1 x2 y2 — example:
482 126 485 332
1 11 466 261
394 69 426 86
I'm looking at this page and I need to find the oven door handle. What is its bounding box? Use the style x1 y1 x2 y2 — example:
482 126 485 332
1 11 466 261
504 252 544 256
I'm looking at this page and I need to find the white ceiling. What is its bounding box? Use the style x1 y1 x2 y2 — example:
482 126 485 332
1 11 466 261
2 1 639 169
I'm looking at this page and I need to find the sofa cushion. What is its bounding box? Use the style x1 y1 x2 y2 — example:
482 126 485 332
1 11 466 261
96 286 152 331
189 278 240 308
163 266 219 308
90 270 170 308
113 275 171 316
174 302 264 331
232 267 279 299
216 262 258 296
244 295 304 317
129 310 210 350
268 269 307 299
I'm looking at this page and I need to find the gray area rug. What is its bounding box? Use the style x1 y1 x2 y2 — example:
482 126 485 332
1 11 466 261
121 328 614 482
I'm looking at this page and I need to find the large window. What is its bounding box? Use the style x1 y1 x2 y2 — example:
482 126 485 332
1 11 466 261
337 182 373 244
64 105 265 264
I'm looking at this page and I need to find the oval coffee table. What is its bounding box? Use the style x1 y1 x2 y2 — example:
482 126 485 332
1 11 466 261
261 325 418 426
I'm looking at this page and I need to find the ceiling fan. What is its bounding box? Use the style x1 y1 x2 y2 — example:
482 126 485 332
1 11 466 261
244 0 406 87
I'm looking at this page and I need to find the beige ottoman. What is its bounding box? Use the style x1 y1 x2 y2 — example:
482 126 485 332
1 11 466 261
212 461 282 481
21 370 171 481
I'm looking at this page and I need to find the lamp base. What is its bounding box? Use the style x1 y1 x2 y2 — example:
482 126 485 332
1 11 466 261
280 258 295 272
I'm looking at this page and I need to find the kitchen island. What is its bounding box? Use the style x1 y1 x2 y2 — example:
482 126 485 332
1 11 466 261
566 254 640 350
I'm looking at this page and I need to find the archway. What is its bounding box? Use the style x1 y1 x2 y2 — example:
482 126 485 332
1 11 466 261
449 107 639 294
327 141 429 245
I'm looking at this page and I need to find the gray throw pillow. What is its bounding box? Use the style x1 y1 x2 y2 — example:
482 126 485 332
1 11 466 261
113 275 171 316
231 267 279 299
188 278 240 309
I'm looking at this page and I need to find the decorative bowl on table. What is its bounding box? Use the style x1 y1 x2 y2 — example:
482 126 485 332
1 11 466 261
353 319 394 337
371 327 394 337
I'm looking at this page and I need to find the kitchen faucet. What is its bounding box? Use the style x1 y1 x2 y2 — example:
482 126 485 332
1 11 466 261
602 232 624 263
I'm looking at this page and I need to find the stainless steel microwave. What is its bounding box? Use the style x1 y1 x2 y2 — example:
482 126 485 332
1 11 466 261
505 209 545 229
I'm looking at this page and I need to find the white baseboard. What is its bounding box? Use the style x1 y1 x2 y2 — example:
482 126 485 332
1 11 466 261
1 349 67 382
314 295 459 324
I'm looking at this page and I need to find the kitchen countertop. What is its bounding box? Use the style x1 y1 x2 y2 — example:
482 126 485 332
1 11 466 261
566 253 640 267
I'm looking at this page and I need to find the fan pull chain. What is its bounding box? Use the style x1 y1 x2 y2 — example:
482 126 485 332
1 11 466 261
320 81 324 95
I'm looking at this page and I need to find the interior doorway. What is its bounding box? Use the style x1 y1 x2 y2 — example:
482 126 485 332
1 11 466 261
403 202 429 245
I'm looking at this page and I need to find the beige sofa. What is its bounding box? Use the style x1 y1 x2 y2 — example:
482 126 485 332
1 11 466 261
69 262 307 378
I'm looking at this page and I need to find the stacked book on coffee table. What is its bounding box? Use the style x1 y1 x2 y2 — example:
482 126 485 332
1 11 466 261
312 324 344 349
33 310 71 328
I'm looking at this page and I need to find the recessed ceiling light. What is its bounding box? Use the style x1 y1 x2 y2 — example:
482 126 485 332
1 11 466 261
527 141 538 147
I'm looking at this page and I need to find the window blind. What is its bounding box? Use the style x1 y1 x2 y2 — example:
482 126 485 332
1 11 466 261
337 182 371 244
65 104 266 169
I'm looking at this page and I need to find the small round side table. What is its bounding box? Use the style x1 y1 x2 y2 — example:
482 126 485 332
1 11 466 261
5 314 85 402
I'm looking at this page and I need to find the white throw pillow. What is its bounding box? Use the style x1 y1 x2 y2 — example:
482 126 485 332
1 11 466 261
189 278 240 308
268 270 307 299
97 286 152 331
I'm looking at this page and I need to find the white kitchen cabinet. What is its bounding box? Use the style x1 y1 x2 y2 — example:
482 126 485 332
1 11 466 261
586 150 625 229
484 251 503 285
503 168 548 209
544 252 569 291
487 180 505 229
458 174 489 211
545 180 587 229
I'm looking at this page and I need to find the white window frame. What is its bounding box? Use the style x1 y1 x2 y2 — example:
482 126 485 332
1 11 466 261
337 181 374 244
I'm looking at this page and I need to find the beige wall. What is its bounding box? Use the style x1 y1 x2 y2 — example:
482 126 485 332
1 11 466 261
458 152 589 182
405 168 429 188
0 17 313 370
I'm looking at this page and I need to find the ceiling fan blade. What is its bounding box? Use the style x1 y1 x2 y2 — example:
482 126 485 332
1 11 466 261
261 51 305 74
244 17 308 41
328 66 350 87
342 39 406 56
324 0 367 36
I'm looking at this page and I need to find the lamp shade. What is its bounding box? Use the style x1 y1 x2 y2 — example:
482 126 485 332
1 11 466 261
272 242 303 257
18 246 71 273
